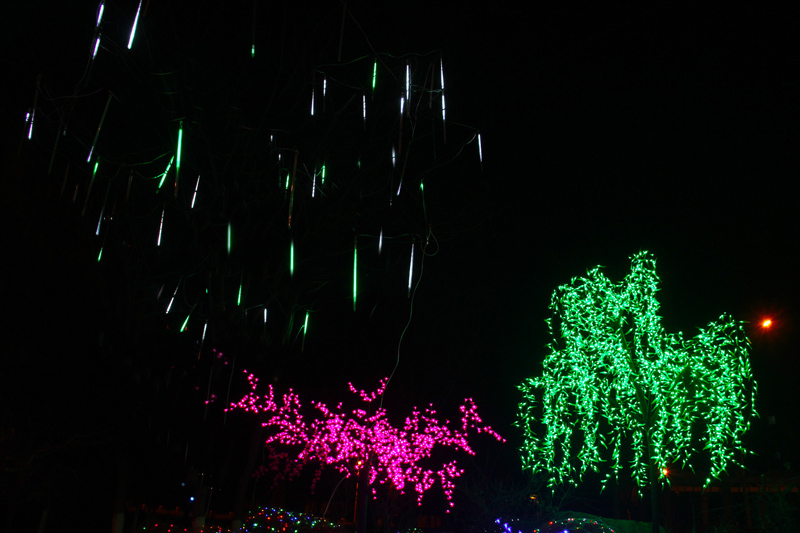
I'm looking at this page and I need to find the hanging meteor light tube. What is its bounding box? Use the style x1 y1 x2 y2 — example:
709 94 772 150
25 110 34 140
92 36 101 59
407 242 414 297
372 60 377 93
289 239 295 277
440 57 447 142
174 121 183 196
157 208 165 246
157 156 174 190
237 274 243 306
82 161 100 217
96 183 110 235
87 93 112 162
378 228 383 255
362 93 366 125
96 1 105 27
405 62 410 102
353 237 357 311
191 175 200 208
127 0 143 49
166 283 179 314
197 319 208 359
227 222 232 255
477 132 483 164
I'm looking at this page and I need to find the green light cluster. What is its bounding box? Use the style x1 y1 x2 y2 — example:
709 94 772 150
517 251 757 490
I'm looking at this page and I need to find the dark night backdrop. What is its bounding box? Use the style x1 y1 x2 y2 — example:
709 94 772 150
2 1 798 531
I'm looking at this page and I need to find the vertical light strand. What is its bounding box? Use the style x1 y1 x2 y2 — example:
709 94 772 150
157 156 174 190
92 36 101 60
95 183 110 235
87 93 112 162
322 77 327 113
362 93 366 127
477 131 483 169
82 161 100 217
26 110 35 140
227 222 232 256
191 175 200 208
321 163 326 186
372 60 377 94
378 228 383 255
127 0 143 49
198 320 208 359
180 309 192 332
440 56 447 143
302 311 309 351
311 167 316 198
405 61 410 103
398 97 404 154
166 283 179 314
174 120 183 197
353 237 357 311
289 239 295 277
96 1 105 26
407 242 414 297
157 208 165 246
237 273 243 306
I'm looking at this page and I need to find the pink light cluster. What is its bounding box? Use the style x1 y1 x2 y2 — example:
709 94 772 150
227 373 505 508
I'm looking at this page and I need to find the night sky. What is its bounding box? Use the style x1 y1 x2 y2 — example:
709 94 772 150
2 1 798 530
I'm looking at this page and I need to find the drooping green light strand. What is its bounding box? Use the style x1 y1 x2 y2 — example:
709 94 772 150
517 251 757 492
372 60 377 92
180 314 191 332
227 222 232 255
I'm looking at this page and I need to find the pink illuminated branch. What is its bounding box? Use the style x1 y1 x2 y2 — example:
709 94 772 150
227 373 505 508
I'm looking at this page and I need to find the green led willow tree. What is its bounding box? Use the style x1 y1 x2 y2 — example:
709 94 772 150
517 251 757 532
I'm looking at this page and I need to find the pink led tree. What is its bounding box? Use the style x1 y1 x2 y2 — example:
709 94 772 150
227 372 505 514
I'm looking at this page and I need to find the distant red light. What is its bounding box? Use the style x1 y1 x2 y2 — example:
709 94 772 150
761 319 772 329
